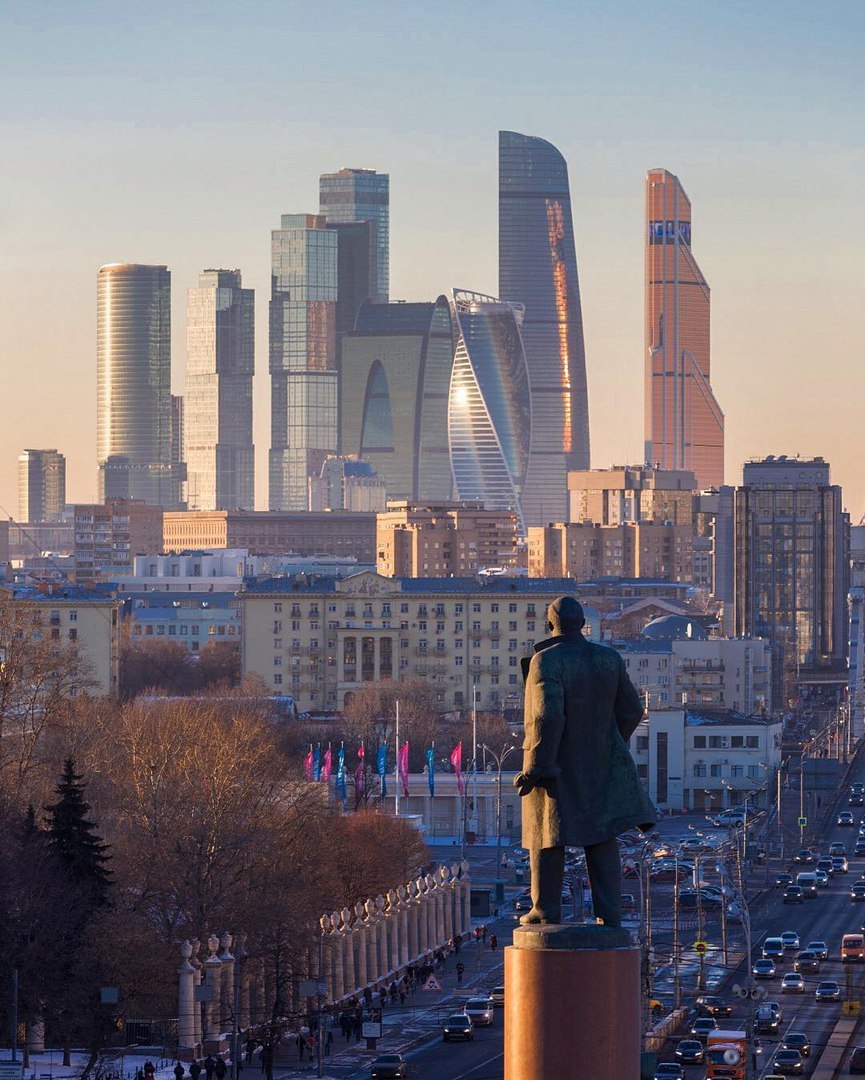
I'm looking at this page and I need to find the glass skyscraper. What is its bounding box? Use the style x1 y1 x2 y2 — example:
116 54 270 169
644 168 724 489
319 168 389 304
448 289 531 535
185 269 255 510
18 448 66 522
97 263 182 508
498 131 590 526
269 215 338 511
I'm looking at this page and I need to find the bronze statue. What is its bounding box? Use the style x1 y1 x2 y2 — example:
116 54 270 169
515 596 657 927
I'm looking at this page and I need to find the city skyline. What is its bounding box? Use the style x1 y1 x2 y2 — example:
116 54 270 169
2 2 863 518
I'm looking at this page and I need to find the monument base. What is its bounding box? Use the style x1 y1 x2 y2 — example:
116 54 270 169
504 923 640 1080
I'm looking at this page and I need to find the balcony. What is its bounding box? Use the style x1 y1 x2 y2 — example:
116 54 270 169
680 661 725 672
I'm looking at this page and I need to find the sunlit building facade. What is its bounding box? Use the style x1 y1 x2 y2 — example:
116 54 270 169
97 264 182 508
319 167 389 304
185 269 255 510
644 169 724 489
498 131 590 526
448 289 531 535
269 215 338 511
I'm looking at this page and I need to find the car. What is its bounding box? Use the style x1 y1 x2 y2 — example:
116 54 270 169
513 891 533 911
815 869 830 888
816 857 835 877
780 931 800 950
772 1047 804 1074
652 1065 685 1080
781 972 805 993
753 958 776 979
851 794 865 806
678 889 724 910
371 1055 408 1079
673 1039 704 1064
830 841 848 856
793 950 820 974
793 848 815 863
784 885 804 904
693 995 733 1018
840 811 856 826
815 980 841 1001
854 841 865 855
489 985 505 1007
712 809 747 827
463 997 494 1026
807 939 829 960
763 937 785 960
850 1045 865 1073
834 855 850 873
781 1032 811 1057
442 1013 474 1041
852 884 865 901
690 1016 718 1040
775 872 793 888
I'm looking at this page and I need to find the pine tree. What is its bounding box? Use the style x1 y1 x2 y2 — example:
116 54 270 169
44 758 112 905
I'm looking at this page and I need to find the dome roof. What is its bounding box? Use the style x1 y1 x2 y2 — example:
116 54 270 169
641 614 707 641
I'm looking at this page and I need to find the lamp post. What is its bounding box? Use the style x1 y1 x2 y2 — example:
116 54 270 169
483 740 519 903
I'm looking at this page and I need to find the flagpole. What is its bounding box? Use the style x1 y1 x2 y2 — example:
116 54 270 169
395 698 400 818
471 685 478 836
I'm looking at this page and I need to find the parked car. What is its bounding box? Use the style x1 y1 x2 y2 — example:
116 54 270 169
371 1055 408 1079
443 1013 474 1041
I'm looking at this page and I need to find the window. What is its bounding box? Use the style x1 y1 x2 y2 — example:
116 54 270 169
491 603 499 613
274 674 283 685
693 763 707 777
693 736 706 749
509 621 517 631
455 604 463 614
273 620 282 634
710 763 723 778
509 674 518 685
708 736 727 749
746 736 759 748
472 603 481 613
730 765 743 778
274 603 282 613
68 628 78 641
69 610 77 622
455 656 463 667
509 603 517 613
636 736 649 751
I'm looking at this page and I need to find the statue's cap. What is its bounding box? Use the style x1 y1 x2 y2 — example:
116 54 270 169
548 596 585 634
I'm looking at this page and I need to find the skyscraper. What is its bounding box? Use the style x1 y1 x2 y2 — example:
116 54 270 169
269 215 338 511
97 263 182 508
498 130 590 526
448 289 531 535
644 169 725 489
319 168 389 303
185 270 255 510
18 449 66 522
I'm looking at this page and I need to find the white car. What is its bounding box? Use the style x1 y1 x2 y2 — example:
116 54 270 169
463 996 494 1026
781 972 805 993
781 931 800 950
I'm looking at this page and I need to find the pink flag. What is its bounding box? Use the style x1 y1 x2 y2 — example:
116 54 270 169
450 742 464 796
303 747 314 781
355 743 366 803
398 741 410 798
322 746 333 783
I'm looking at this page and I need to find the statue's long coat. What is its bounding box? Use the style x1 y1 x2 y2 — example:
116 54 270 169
520 632 658 849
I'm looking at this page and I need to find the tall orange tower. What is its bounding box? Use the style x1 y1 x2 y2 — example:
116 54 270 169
644 169 724 489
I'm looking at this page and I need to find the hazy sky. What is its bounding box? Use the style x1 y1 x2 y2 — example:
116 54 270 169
2 0 863 518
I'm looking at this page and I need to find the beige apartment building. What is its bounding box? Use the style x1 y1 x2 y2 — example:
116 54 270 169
0 585 122 695
527 521 693 582
240 570 599 714
567 465 696 526
73 499 163 583
376 501 519 577
163 510 376 562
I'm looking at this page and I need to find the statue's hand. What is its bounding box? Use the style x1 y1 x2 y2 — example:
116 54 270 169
514 772 537 797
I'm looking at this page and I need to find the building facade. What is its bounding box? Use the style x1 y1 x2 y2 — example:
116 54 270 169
339 297 454 503
97 263 183 508
240 571 600 714
376 501 519 577
527 521 693 582
499 131 590 525
309 457 387 513
319 167 389 304
185 269 255 511
269 215 338 510
734 456 848 705
18 449 66 523
73 499 164 583
644 169 724 489
448 290 531 534
567 465 696 527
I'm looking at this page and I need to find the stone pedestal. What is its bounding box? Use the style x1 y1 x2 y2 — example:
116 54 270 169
504 924 639 1080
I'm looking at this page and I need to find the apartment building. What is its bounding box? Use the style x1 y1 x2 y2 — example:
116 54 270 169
73 499 163 583
527 521 693 582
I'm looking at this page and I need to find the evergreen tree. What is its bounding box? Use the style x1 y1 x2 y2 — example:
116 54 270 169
44 758 112 905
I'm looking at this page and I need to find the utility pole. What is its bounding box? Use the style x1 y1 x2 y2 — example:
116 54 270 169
673 856 681 1010
777 765 784 863
799 751 805 846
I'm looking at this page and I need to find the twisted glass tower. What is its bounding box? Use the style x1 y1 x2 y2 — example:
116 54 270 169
498 131 590 526
448 289 531 535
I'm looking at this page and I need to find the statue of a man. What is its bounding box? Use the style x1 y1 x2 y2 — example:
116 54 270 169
515 596 657 927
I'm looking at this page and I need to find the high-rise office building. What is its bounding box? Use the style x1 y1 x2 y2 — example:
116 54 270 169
448 290 531 535
498 130 590 526
644 169 725 489
326 220 375 335
734 456 848 705
269 215 338 511
185 270 255 511
340 297 454 502
18 449 66 522
319 168 389 303
97 264 182 508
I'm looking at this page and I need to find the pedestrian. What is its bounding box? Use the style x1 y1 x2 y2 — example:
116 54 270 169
353 1017 362 1043
454 934 461 954
203 1057 216 1080
389 980 398 1004
456 961 465 985
490 933 498 951
325 1031 333 1057
261 1045 273 1080
306 1034 316 1060
214 1059 226 1080
296 1034 304 1061
144 1063 156 1079
399 987 406 1006
364 985 373 1009
481 924 488 943
244 1036 255 1065
379 988 387 1010
174 1064 185 1080
190 1062 201 1080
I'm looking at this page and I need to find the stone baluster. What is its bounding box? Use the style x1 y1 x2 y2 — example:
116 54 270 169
415 877 428 954
319 916 333 1002
441 867 454 942
355 901 369 990
190 938 203 1047
203 934 222 1043
178 940 197 1051
219 932 235 1031
450 864 462 940
365 899 380 986
424 874 437 955
397 886 410 969
235 933 250 1030
375 895 388 981
385 889 398 974
328 912 344 1003
405 881 418 960
340 907 355 998
460 860 472 936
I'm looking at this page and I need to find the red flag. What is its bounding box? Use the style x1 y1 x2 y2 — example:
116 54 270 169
450 742 464 796
303 747 313 781
322 746 333 783
354 743 366 804
398 741 410 798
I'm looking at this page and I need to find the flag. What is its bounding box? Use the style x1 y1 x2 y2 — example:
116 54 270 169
312 745 321 782
336 745 347 802
426 747 435 797
304 746 313 781
322 746 333 783
450 742 464 796
377 743 387 798
398 742 410 798
354 744 366 806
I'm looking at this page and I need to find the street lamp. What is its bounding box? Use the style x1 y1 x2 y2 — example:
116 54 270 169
482 739 519 902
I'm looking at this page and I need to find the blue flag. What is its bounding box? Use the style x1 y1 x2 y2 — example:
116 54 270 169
426 747 435 797
336 746 347 802
312 745 321 782
377 743 387 798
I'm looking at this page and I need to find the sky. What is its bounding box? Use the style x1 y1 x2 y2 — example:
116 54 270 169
2 0 864 519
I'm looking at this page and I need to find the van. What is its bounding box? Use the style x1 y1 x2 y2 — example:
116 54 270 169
796 872 818 898
841 933 865 962
762 937 785 961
